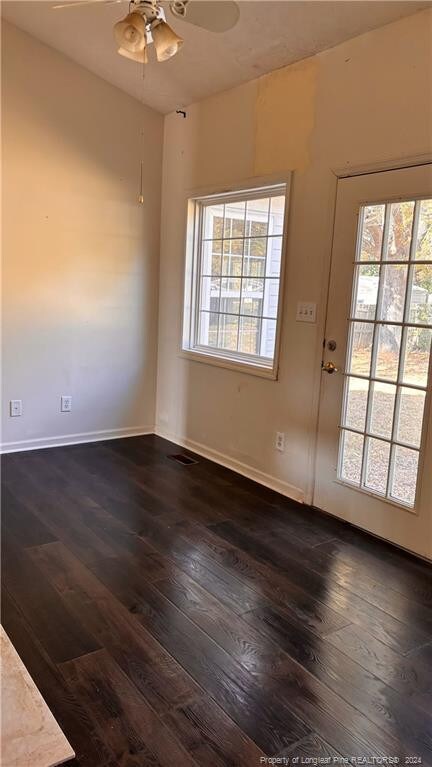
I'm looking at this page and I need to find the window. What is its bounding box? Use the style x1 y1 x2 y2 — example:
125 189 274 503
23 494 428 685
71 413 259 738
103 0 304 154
182 183 288 376
338 198 432 508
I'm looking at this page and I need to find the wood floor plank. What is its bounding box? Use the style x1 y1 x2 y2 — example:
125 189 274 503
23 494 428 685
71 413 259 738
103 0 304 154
242 604 432 759
327 624 432 709
173 518 426 654
61 649 197 766
2 435 431 766
161 694 266 767
89 559 311 755
1 589 116 767
28 541 202 716
1 484 57 549
211 519 432 635
2 536 100 664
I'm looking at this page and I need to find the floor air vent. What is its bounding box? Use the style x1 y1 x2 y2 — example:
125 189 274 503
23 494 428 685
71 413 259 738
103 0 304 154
168 453 198 466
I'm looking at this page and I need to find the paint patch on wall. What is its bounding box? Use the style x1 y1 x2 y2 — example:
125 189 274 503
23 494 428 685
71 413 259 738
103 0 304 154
254 58 317 175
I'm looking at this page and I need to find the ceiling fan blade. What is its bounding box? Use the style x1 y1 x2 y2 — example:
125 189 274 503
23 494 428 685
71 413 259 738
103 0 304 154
170 1 239 33
53 0 122 9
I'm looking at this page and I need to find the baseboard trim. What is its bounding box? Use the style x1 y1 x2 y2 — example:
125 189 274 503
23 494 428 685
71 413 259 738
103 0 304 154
0 426 155 454
156 428 305 504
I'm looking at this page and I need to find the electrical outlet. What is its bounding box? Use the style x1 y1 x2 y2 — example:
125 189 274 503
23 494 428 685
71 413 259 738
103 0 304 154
10 400 22 417
61 395 72 413
275 431 285 452
296 301 317 323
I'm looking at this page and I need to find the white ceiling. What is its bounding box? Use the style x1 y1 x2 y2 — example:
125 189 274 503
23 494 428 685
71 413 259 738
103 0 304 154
2 0 430 113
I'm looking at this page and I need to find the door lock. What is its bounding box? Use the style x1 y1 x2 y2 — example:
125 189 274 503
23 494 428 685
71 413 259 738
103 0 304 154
322 361 339 374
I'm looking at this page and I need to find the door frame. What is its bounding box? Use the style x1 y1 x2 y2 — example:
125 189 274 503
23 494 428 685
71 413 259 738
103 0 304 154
308 154 432 515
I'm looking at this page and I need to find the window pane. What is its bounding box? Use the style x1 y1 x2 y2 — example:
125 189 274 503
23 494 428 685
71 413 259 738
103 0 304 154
220 278 240 314
186 185 287 369
343 377 369 432
266 236 283 277
374 324 402 382
203 204 224 239
390 445 419 507
359 205 385 261
246 198 270 237
202 240 222 276
385 201 414 261
396 388 426 449
348 322 374 376
402 327 432 387
219 314 239 351
378 264 408 323
198 312 218 347
223 239 243 277
415 199 432 260
224 201 245 238
243 238 266 276
263 279 280 319
369 382 396 440
238 316 260 354
352 264 380 320
269 196 285 235
261 319 276 358
364 437 390 495
407 265 432 325
340 430 364 485
200 277 220 312
242 278 264 308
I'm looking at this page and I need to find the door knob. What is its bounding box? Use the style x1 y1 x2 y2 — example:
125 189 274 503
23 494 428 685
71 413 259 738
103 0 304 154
322 361 338 374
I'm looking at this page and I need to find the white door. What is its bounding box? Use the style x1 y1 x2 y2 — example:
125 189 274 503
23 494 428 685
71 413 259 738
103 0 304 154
314 164 432 560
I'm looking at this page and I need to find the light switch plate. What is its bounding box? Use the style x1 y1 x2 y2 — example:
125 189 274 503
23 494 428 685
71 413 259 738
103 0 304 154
296 301 317 323
10 400 22 417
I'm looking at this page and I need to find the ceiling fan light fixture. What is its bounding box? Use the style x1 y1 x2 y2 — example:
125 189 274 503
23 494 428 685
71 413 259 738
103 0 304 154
117 45 148 64
114 12 146 53
151 19 183 62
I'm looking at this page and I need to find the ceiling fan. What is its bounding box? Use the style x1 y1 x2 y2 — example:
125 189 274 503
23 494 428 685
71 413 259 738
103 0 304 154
52 0 240 63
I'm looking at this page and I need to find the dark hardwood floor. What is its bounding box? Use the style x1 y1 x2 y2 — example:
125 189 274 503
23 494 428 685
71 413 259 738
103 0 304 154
2 434 432 766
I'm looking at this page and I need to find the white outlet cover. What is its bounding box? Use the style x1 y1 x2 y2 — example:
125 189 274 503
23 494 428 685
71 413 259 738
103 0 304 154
296 301 317 323
61 395 72 412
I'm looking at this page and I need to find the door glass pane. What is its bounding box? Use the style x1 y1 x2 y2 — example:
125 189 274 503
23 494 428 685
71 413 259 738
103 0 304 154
338 196 432 508
379 265 408 322
407 264 432 325
385 201 415 261
340 431 364 485
353 264 380 319
359 205 385 261
396 388 426 449
402 327 432 387
348 322 373 375
343 377 369 431
390 446 419 506
374 324 402 382
369 382 396 440
364 437 390 495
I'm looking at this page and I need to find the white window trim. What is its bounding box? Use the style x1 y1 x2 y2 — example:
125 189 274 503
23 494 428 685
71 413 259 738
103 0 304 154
181 176 292 380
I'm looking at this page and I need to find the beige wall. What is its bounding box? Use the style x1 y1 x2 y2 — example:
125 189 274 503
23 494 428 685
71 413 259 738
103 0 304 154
156 9 432 502
2 22 163 450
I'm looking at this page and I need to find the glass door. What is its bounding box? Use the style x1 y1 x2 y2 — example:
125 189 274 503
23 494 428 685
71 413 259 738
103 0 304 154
314 165 432 559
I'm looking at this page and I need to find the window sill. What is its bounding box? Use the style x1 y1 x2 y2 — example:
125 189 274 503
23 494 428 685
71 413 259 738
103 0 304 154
179 348 279 380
